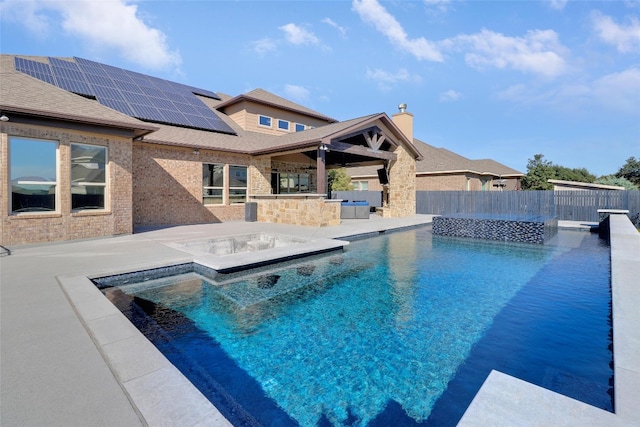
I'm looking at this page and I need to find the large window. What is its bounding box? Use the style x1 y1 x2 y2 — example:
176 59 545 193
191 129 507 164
71 143 107 210
229 165 248 204
10 137 58 213
272 172 310 194
203 163 224 205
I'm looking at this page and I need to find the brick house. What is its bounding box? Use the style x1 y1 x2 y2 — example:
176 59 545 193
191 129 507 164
1 55 423 246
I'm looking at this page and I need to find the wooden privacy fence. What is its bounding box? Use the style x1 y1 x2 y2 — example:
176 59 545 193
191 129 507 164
416 190 640 222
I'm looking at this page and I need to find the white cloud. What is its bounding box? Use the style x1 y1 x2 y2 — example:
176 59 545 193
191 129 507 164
366 68 422 91
591 11 640 54
453 29 569 78
0 0 52 37
352 0 443 62
0 0 181 70
498 67 640 115
283 84 311 103
424 0 452 14
547 0 568 11
591 67 640 113
439 89 462 102
279 23 320 46
252 38 278 56
322 17 347 36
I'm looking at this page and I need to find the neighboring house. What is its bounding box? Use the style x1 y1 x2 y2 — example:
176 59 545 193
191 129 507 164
349 126 523 192
1 55 422 246
548 179 625 191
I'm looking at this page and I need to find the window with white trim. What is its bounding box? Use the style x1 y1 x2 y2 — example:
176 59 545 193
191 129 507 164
203 163 224 205
10 137 58 213
295 123 305 132
229 165 248 203
354 181 369 191
259 115 271 127
278 119 290 131
71 143 107 210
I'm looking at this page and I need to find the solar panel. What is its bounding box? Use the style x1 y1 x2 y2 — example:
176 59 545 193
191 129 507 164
158 108 187 124
13 56 236 134
14 58 56 84
148 97 172 109
99 98 134 116
55 77 94 96
92 85 125 101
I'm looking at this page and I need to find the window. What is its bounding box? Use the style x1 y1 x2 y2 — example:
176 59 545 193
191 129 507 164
71 143 107 210
229 165 248 203
272 172 310 194
203 163 224 204
354 181 369 191
10 137 58 213
259 115 271 127
278 120 290 131
295 123 305 132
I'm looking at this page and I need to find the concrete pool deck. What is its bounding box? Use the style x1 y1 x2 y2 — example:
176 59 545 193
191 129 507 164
1 214 638 426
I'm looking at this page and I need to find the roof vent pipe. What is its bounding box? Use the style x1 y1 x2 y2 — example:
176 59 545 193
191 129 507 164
398 103 407 113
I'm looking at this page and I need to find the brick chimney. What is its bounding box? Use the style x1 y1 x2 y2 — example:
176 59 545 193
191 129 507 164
392 103 413 142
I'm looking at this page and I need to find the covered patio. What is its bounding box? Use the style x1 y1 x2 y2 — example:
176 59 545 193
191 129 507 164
248 112 423 227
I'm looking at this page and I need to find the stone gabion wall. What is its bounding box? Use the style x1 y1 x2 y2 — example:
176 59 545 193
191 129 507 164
432 216 558 244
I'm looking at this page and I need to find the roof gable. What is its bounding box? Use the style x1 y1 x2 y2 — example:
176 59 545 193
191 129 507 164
216 88 337 124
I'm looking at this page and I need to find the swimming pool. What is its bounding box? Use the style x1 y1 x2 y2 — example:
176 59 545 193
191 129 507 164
95 227 612 426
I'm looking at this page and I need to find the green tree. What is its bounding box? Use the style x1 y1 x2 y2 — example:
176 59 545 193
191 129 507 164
328 168 353 191
615 157 640 187
595 175 639 190
552 165 595 183
521 154 554 190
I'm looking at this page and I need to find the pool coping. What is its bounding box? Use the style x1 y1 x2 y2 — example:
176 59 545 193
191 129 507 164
53 216 638 427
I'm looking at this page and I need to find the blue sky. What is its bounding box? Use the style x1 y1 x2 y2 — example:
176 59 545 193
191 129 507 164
1 0 639 176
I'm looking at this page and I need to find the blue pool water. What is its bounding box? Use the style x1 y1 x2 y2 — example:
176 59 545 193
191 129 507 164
98 227 612 426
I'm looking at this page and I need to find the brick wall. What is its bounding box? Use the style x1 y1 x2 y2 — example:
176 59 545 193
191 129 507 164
132 142 266 227
1 123 133 246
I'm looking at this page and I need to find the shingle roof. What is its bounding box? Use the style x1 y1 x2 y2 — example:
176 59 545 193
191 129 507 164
215 88 338 123
0 55 157 137
349 138 523 177
469 159 523 176
142 113 383 154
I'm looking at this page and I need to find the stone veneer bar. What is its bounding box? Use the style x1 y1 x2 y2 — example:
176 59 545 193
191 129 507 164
250 194 342 227
432 213 558 244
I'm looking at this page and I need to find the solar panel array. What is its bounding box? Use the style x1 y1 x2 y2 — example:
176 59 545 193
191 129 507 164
14 56 236 135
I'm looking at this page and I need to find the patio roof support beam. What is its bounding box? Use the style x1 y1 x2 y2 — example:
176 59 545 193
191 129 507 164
328 140 397 161
317 143 327 195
